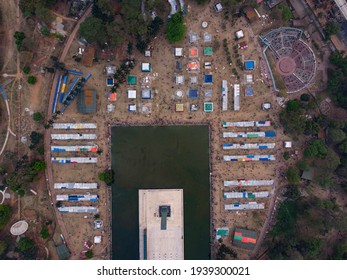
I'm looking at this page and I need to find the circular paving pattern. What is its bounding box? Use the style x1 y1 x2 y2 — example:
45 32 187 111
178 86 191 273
277 57 296 76
261 27 316 93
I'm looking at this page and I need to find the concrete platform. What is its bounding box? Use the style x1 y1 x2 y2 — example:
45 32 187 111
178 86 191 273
139 189 184 260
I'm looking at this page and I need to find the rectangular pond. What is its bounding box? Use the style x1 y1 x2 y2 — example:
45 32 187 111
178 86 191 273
111 125 210 260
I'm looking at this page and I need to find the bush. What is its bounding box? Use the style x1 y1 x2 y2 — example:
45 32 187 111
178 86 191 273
40 26 50 36
300 93 310 102
98 169 114 186
32 160 46 172
33 112 43 122
23 66 31 74
27 76 37 85
40 225 49 239
85 250 94 259
18 237 34 252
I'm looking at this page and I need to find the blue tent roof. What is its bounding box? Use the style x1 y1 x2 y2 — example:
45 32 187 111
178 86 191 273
244 60 255 70
204 74 213 83
245 88 254 96
189 89 198 98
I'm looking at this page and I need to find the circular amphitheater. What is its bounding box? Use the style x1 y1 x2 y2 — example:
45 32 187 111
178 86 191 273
260 27 316 93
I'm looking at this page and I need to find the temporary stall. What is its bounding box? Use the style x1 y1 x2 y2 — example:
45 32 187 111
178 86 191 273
223 154 276 161
51 157 97 163
222 143 275 150
56 194 99 202
224 191 269 199
189 89 198 98
222 131 276 138
141 62 151 72
175 48 183 57
54 183 98 190
204 102 213 112
223 180 274 187
234 84 240 111
175 103 184 112
222 80 228 111
128 89 137 99
51 145 98 152
128 104 136 112
51 134 97 140
141 89 152 99
225 202 265 210
176 75 184 85
204 74 213 84
52 123 97 129
58 206 99 213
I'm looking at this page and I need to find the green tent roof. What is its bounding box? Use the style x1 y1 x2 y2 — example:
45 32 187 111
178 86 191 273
127 75 137 85
204 47 213 56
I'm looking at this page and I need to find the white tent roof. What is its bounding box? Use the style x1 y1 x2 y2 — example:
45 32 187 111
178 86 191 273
94 236 102 244
128 89 137 98
236 30 244 39
175 48 183 56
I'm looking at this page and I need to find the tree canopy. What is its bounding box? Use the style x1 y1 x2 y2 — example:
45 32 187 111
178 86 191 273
304 139 327 158
27 76 37 85
327 51 347 108
78 16 106 45
287 166 300 185
324 21 340 39
165 12 187 43
0 204 12 229
98 169 114 186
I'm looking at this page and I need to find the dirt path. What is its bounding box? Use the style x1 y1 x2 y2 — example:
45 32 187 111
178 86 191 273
59 5 92 63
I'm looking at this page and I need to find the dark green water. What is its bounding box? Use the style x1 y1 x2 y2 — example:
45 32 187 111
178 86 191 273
111 125 210 260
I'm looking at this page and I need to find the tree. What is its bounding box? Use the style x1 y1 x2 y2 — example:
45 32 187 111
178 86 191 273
36 6 53 24
85 250 94 259
296 160 309 171
304 140 327 158
78 16 106 45
17 237 34 252
92 0 115 22
0 240 8 256
98 169 114 186
32 160 46 172
328 128 346 144
27 76 37 85
324 21 340 39
40 26 50 36
283 151 290 160
23 66 31 74
40 225 49 239
277 3 293 21
300 93 310 102
287 166 300 185
33 112 43 122
30 131 43 147
14 31 25 49
165 12 187 43
338 139 347 154
0 204 12 229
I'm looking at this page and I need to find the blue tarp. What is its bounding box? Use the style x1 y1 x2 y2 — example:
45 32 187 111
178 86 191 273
189 89 198 98
204 74 213 83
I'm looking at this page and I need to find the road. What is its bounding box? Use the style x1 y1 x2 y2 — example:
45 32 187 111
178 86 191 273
44 5 92 258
